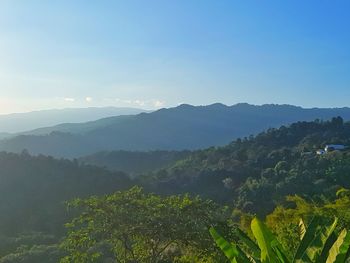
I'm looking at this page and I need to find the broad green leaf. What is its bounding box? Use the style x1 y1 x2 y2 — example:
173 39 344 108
319 232 337 263
316 218 338 262
236 228 261 260
294 217 322 263
326 229 350 263
274 245 290 263
251 217 288 263
210 227 251 263
294 217 338 263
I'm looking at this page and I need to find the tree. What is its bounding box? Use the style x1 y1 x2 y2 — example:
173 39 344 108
61 187 231 263
331 117 344 128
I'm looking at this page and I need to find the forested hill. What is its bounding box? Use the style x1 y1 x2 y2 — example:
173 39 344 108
0 152 132 236
2 104 350 157
79 150 191 175
2 118 350 261
144 117 350 215
2 117 347 233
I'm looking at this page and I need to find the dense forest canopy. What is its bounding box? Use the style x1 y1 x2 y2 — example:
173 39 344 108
0 152 132 236
144 117 350 214
1 117 350 261
79 150 191 175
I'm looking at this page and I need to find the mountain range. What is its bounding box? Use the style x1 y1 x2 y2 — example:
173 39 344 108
2 103 350 158
0 107 147 134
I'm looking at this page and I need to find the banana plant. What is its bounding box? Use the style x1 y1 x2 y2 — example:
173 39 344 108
210 217 350 263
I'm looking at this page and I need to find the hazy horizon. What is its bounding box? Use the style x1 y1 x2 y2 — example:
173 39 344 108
4 102 350 116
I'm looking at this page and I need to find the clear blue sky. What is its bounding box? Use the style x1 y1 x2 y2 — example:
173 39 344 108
1 0 350 114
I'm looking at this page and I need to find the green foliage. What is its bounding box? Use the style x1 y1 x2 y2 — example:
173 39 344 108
61 186 231 263
266 192 350 255
143 118 350 215
0 152 132 261
0 152 132 236
327 229 350 263
3 118 350 261
211 217 350 263
79 150 191 175
250 217 288 263
293 217 337 262
0 232 63 263
210 227 250 263
0 245 62 263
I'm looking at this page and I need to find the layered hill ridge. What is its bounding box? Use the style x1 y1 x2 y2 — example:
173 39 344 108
0 107 147 134
2 103 350 158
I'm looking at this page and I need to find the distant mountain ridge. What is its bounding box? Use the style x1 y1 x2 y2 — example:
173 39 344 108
0 107 147 134
22 115 133 136
2 103 350 158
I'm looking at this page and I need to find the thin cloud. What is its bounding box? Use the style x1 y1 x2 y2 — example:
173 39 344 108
114 98 165 109
85 97 93 102
115 98 146 107
133 100 146 107
64 97 75 102
152 100 165 108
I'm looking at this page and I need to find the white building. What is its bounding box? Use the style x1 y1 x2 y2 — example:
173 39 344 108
325 144 346 152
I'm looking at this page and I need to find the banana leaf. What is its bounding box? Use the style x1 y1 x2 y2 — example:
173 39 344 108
294 217 338 263
236 228 261 261
251 217 289 263
210 227 251 263
326 229 350 263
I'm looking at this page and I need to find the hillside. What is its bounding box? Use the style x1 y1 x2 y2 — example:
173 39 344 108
0 152 132 237
21 117 346 218
3 103 350 158
5 118 350 235
0 107 146 134
79 150 191 174
144 117 350 215
2 118 350 260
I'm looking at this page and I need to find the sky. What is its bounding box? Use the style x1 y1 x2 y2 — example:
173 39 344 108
0 0 350 114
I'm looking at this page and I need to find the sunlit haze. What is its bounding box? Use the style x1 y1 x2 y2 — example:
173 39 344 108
1 1 350 114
